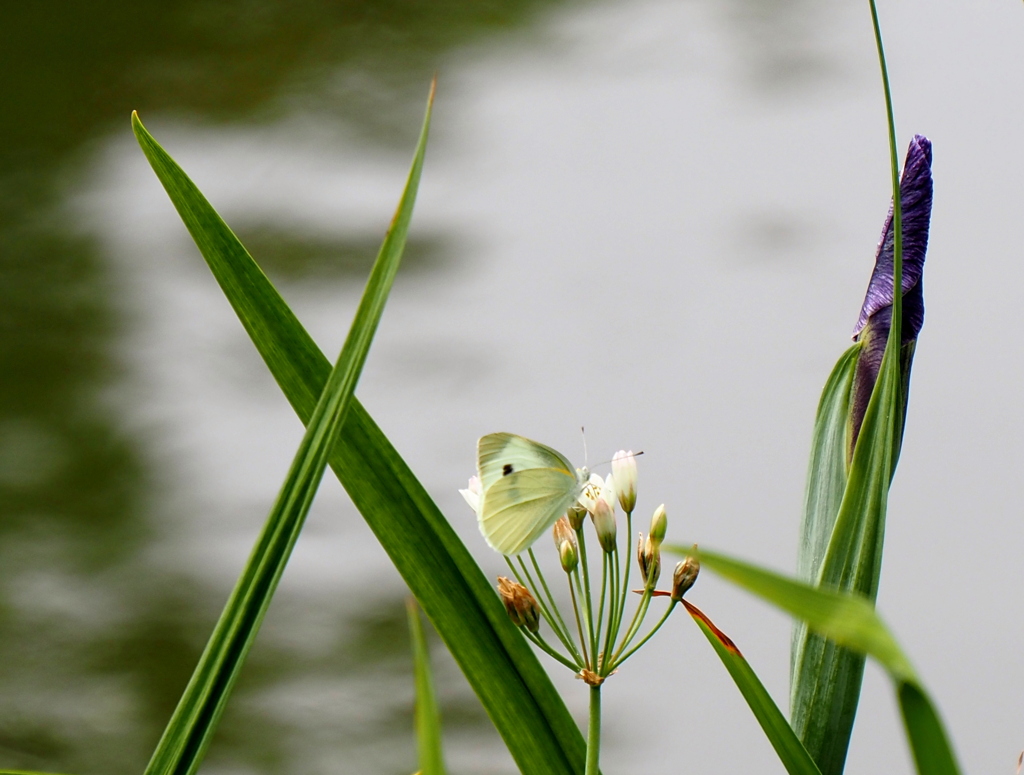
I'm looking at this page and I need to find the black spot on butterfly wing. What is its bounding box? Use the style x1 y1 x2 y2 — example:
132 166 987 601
502 463 514 476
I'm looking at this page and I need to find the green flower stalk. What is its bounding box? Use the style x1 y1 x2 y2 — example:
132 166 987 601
463 441 696 775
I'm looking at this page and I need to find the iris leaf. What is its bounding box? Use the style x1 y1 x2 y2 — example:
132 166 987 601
789 3 921 770
132 83 586 775
683 601 822 775
670 546 961 775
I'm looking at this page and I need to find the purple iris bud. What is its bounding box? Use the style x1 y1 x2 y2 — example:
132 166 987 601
849 135 933 448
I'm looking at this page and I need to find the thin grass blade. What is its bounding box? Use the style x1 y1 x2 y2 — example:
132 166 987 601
133 83 427 775
684 601 822 775
670 546 961 775
131 84 586 775
408 599 447 775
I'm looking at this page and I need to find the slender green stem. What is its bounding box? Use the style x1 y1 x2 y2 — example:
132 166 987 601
612 600 678 668
512 556 580 663
505 558 563 642
576 526 599 662
601 550 620 673
868 0 903 342
521 627 581 671
568 569 589 668
614 511 634 639
585 685 601 775
595 552 609 667
527 550 583 664
611 588 653 664
571 567 593 669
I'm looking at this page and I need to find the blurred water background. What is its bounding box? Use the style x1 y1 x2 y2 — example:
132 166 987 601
1 1 1022 773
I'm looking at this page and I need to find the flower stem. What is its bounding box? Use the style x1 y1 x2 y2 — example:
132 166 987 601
601 550 620 673
528 550 583 664
576 526 599 662
521 628 581 671
511 556 580 664
612 599 678 668
614 510 634 639
595 552 609 665
568 570 590 667
611 586 652 663
585 685 602 775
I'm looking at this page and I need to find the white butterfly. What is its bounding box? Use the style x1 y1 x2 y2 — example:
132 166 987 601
464 432 589 556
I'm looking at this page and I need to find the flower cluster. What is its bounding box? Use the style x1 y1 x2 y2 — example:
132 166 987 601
462 447 698 686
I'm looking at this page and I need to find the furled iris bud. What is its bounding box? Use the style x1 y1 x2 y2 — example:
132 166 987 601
849 134 933 448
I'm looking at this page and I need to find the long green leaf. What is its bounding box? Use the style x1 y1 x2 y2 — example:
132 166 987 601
683 601 822 775
408 600 447 775
672 546 961 775
793 344 858 589
789 3 916 766
132 85 586 775
133 84 424 775
789 336 905 767
790 343 858 722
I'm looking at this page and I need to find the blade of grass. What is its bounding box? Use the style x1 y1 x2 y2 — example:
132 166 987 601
132 83 586 775
134 78 424 775
683 601 822 775
671 546 961 775
408 599 447 775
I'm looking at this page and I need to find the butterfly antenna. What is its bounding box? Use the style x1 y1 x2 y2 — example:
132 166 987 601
580 426 588 467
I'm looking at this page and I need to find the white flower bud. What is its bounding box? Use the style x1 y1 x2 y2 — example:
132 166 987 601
649 504 667 546
611 450 637 513
591 497 617 553
552 517 579 573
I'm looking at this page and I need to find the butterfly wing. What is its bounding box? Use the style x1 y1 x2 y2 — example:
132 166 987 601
478 432 576 491
479 468 580 555
476 433 581 555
